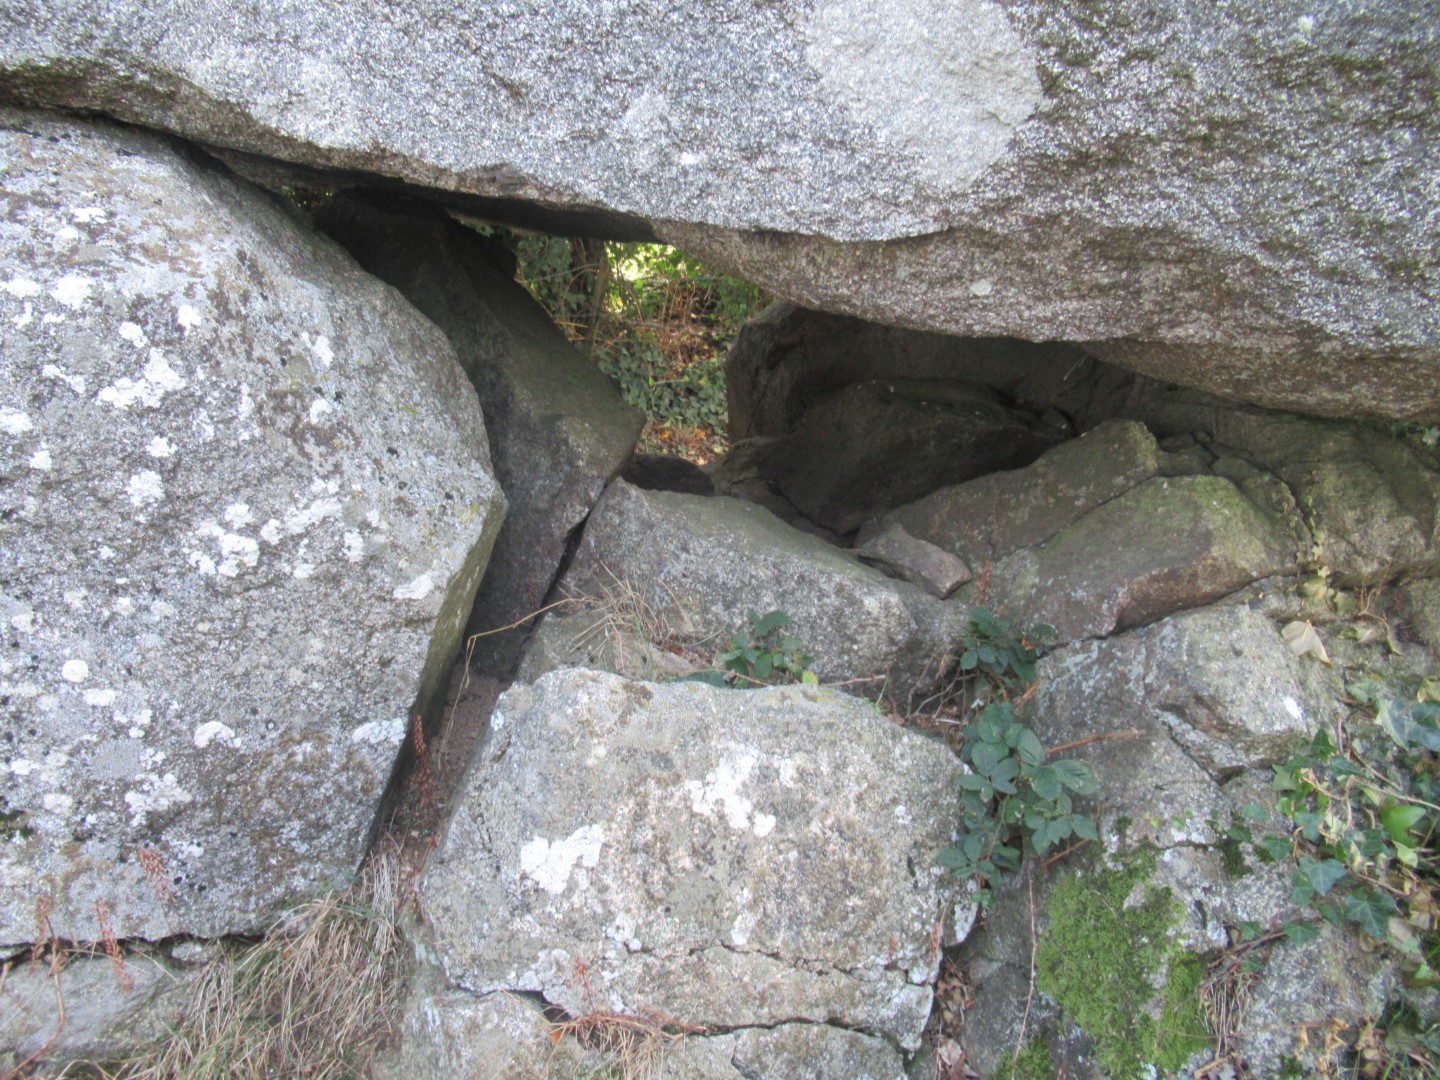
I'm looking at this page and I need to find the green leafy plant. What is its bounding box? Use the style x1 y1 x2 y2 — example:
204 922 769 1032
1230 679 1440 986
936 608 1095 907
956 606 1053 699
716 609 817 688
939 699 1099 904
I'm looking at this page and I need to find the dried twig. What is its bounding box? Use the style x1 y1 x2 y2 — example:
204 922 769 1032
1045 728 1147 757
1010 869 1039 1073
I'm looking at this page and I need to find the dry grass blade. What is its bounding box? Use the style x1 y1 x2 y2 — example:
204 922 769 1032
110 842 407 1080
549 1009 702 1080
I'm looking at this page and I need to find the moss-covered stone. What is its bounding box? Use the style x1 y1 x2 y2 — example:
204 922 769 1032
996 1036 1055 1080
1035 853 1209 1078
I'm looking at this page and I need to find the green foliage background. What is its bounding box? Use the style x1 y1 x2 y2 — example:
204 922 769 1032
512 234 769 458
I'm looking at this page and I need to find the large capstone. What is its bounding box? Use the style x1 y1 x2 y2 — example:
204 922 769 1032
1 3 1435 419
422 669 965 1053
0 111 505 944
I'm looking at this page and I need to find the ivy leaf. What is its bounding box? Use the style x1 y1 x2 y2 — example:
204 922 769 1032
1297 856 1349 897
1344 890 1398 941
1282 922 1320 945
1257 835 1292 863
1379 802 1427 845
1378 699 1440 753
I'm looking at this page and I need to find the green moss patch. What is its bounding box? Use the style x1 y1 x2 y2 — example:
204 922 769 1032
1035 854 1210 1078
998 1036 1055 1080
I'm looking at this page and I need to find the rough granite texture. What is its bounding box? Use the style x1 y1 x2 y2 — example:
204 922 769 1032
1 953 195 1070
1125 391 1440 584
559 480 966 691
422 670 965 1053
312 198 643 674
985 474 1297 642
0 111 505 944
876 419 1162 566
0 3 1434 418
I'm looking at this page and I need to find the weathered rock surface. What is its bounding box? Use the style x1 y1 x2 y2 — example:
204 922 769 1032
1127 393 1440 584
0 111 504 944
987 475 1297 642
875 419 1162 566
957 608 1384 1076
855 523 972 600
312 197 642 674
422 669 965 1052
558 480 966 691
1033 606 1328 838
6 3 1435 418
375 984 590 1080
757 379 1065 535
0 953 194 1071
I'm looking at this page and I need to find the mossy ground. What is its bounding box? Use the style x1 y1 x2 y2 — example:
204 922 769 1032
1035 852 1210 1079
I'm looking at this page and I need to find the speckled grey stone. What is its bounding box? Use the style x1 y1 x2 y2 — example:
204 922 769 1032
422 669 964 1052
0 2 1434 419
0 111 504 945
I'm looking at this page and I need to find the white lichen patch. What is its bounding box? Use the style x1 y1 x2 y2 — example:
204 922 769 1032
343 530 365 563
804 0 1042 196
267 496 343 542
308 398 332 424
393 573 434 601
72 206 107 224
684 747 763 831
28 445 52 470
127 470 165 507
42 792 75 815
224 502 255 528
124 772 193 827
0 407 34 435
193 721 237 749
519 824 606 895
61 659 90 683
98 351 188 410
308 333 334 367
1283 695 1303 720
50 273 91 308
351 717 406 746
177 303 202 331
84 688 117 707
146 436 176 458
42 363 86 394
119 321 146 346
2 276 42 299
